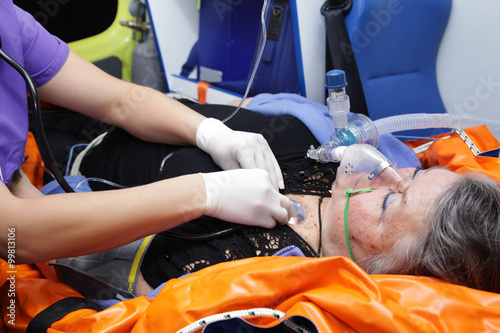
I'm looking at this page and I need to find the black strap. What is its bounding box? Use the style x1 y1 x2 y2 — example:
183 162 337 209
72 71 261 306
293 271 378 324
322 0 370 117
261 0 289 63
27 297 101 333
267 0 287 42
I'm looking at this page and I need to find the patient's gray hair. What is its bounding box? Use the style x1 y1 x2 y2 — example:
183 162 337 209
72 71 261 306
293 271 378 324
363 172 500 294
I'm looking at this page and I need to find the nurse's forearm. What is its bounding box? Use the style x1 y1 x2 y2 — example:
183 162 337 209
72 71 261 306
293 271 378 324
5 174 205 264
113 85 206 146
39 51 206 147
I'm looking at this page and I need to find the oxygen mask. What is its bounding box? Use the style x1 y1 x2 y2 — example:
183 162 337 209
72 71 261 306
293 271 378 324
332 144 405 193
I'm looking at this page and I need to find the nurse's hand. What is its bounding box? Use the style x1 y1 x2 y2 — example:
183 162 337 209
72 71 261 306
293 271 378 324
196 118 285 189
201 169 291 228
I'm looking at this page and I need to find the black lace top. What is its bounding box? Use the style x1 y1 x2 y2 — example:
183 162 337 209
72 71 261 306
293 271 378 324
141 158 337 289
281 158 336 196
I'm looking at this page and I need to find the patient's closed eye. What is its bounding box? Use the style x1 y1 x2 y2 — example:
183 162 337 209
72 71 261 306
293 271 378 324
382 192 395 211
383 168 423 211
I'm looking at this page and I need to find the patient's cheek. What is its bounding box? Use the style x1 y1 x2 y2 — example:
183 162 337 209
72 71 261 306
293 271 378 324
350 200 372 225
347 200 382 252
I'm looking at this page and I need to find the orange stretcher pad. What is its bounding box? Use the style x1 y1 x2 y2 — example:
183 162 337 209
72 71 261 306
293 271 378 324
405 124 500 179
1 125 500 332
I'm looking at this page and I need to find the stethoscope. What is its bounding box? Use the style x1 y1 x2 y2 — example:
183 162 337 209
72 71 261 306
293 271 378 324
0 37 233 240
0 35 235 242
0 27 307 241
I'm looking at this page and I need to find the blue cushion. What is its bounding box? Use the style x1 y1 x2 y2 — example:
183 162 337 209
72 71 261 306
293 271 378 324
344 0 452 138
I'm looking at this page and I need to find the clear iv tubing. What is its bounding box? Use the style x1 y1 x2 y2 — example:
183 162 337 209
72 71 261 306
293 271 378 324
221 0 270 123
158 0 270 175
308 112 500 163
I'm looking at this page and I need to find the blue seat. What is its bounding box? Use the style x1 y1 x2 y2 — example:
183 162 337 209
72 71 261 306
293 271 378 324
344 0 452 137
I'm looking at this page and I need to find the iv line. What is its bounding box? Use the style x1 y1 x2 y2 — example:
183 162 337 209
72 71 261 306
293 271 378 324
220 0 270 123
157 0 271 177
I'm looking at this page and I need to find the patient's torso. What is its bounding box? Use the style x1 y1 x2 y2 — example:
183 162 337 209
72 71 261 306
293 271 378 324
141 155 337 288
75 103 339 288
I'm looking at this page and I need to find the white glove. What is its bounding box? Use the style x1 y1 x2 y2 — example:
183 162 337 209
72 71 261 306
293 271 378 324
196 118 285 189
201 169 291 228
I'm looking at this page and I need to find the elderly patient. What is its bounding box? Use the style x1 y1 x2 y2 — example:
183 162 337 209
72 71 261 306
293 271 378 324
49 101 500 297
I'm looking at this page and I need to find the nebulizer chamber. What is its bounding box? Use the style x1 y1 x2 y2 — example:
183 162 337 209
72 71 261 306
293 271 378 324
307 70 500 164
306 70 378 163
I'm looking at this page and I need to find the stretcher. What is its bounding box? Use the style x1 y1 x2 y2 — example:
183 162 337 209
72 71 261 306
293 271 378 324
5 0 500 331
2 125 500 332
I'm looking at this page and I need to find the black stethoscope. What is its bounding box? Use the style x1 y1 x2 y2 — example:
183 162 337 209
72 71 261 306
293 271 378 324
0 35 74 193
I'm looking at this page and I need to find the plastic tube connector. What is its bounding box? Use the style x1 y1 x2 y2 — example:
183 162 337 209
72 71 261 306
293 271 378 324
307 139 342 163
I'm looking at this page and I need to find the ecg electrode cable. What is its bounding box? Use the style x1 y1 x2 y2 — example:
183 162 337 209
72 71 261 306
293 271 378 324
0 35 75 193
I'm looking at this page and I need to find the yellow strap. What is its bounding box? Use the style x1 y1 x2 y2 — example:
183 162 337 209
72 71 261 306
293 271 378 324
128 235 153 292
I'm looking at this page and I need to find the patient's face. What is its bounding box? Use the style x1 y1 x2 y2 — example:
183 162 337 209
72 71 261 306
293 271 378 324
321 167 460 264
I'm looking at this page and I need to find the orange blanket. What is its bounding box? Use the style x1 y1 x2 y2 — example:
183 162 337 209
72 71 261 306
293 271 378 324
1 256 500 332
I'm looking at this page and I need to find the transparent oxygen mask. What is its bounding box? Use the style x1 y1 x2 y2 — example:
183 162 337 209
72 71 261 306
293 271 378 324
333 144 405 194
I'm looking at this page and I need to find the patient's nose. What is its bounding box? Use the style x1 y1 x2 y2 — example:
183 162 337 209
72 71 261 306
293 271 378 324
398 167 418 179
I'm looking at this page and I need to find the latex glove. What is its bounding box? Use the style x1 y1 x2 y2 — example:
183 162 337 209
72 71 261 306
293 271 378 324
201 169 291 228
196 118 284 189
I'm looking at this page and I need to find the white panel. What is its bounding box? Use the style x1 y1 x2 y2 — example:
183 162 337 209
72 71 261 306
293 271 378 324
294 0 327 104
147 0 327 104
437 0 500 128
145 0 199 77
146 0 245 103
168 74 242 104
